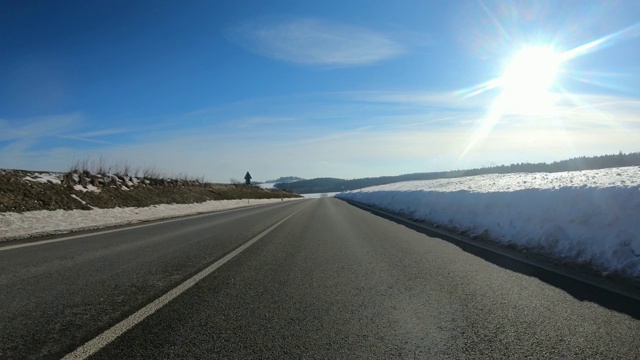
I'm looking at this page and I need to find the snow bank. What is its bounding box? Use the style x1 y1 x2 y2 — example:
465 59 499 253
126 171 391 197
24 173 62 185
303 192 339 198
337 167 640 277
0 198 300 241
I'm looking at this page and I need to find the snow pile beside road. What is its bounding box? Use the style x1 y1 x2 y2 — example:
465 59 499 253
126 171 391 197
337 167 640 277
0 198 299 241
23 172 63 185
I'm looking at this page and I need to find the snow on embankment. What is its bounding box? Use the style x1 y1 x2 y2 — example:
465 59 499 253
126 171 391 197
336 167 640 277
0 198 299 241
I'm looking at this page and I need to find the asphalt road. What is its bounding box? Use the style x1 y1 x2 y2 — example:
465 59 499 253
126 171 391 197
1 198 639 359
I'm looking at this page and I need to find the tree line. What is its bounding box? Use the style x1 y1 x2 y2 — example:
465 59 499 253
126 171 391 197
274 151 640 194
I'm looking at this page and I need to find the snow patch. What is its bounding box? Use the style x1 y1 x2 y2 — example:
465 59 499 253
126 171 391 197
0 198 301 241
303 192 339 198
70 194 86 205
73 184 101 193
23 173 62 185
256 183 276 189
337 167 640 277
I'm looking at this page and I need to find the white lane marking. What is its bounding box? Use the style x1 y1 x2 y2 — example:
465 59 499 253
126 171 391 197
0 201 302 252
344 199 640 302
62 206 304 360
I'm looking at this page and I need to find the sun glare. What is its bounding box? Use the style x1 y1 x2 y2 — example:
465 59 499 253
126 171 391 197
497 45 562 114
500 46 561 93
457 10 640 161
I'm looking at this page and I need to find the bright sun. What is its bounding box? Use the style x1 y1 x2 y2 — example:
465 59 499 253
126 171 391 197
497 45 562 114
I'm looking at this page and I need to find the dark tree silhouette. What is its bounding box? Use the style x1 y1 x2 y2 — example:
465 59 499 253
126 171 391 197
275 151 640 194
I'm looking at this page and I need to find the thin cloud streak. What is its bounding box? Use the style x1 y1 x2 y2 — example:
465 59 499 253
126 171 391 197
2 90 640 182
64 121 639 182
228 18 405 67
71 127 141 138
58 136 119 145
0 113 82 142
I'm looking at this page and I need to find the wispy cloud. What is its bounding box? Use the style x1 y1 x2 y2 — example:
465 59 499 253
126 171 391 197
71 127 140 138
338 90 491 114
0 113 82 142
58 136 119 145
61 125 166 145
228 18 405 67
3 90 640 182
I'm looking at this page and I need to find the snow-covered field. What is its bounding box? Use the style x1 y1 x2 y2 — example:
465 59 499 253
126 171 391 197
337 167 640 278
302 192 340 198
0 198 300 241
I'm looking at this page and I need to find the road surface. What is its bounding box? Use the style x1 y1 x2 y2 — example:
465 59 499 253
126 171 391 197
1 198 639 359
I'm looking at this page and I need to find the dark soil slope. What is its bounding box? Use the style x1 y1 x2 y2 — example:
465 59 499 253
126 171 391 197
0 170 300 213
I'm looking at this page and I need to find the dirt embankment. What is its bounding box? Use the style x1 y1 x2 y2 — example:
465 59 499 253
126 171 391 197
0 169 300 213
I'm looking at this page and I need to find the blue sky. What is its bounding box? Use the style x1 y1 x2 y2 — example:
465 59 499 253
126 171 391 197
2 0 640 182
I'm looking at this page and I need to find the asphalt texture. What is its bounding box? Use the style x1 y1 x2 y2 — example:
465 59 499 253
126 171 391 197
1 198 639 359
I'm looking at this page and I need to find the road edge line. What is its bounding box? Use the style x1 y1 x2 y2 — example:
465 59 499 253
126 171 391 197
0 200 305 252
62 206 304 360
340 198 640 302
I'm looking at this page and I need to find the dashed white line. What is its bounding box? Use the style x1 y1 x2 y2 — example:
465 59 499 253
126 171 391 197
62 207 303 360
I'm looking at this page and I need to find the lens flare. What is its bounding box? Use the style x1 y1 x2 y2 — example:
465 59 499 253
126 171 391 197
500 46 561 95
457 16 640 160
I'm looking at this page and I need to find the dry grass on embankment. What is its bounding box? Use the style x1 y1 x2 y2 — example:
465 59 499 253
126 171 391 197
0 168 300 213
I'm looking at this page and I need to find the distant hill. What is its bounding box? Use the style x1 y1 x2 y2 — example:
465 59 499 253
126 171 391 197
275 151 640 194
265 176 304 183
274 177 345 194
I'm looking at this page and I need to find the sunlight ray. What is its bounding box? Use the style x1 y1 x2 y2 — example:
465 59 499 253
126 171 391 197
561 23 640 61
458 20 640 160
456 79 500 98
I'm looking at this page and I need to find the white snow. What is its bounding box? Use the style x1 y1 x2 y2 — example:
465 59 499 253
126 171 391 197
69 194 88 206
73 184 101 193
337 166 640 277
303 192 339 198
23 173 62 185
0 198 301 241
